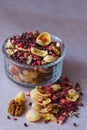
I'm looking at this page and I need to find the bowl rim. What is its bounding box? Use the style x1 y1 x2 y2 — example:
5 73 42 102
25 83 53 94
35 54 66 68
2 34 66 68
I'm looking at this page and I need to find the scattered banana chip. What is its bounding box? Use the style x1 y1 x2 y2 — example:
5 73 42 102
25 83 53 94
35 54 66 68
26 109 41 122
15 92 25 103
41 113 57 122
31 47 48 57
35 86 51 97
30 89 43 104
66 89 79 102
44 55 57 63
36 32 51 46
32 103 41 111
51 84 61 91
42 98 51 105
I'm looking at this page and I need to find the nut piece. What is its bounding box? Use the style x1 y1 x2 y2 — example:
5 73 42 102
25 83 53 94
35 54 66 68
31 47 48 57
36 32 51 46
8 99 25 116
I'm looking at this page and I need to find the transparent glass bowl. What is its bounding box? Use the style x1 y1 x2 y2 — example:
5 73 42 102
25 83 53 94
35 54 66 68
2 35 66 87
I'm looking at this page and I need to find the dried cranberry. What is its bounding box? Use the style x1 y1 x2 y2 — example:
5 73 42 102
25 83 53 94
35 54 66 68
24 123 28 127
17 42 24 48
52 95 58 100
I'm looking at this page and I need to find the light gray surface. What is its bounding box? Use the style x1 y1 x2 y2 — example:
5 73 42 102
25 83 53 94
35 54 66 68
0 0 87 130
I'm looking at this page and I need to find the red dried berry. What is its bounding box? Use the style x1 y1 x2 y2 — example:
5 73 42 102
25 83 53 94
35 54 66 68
40 37 47 42
52 95 58 100
17 42 24 48
13 118 17 121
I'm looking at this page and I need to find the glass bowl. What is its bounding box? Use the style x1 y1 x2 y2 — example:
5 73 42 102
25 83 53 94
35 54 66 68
2 35 66 87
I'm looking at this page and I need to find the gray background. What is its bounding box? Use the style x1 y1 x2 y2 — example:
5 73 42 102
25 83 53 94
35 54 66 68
0 0 87 130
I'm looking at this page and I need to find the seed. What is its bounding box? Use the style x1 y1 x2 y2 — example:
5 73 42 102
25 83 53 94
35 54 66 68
79 103 84 106
7 115 11 120
73 123 78 127
29 102 32 106
24 123 28 127
45 120 49 124
79 92 83 95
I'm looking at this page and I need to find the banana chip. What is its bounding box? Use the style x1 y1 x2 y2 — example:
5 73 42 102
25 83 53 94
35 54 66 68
19 73 32 82
16 45 27 51
66 89 79 102
41 113 57 122
6 40 14 49
30 89 43 104
51 84 61 91
43 55 57 63
42 98 51 105
26 109 41 122
35 86 51 97
6 49 14 55
15 92 25 103
36 32 51 46
31 47 48 57
32 103 41 111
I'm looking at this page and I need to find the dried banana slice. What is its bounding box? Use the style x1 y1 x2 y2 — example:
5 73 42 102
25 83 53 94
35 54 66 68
32 103 41 111
27 55 33 64
35 86 51 97
43 55 57 63
26 109 41 122
66 89 79 102
6 40 15 49
51 84 61 92
19 73 32 82
36 32 51 46
41 113 57 122
42 98 51 105
15 45 27 51
6 48 14 55
31 47 48 57
15 92 25 103
23 70 39 78
30 89 43 103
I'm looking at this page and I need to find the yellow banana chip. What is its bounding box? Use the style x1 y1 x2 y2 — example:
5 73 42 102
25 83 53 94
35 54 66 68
32 103 41 111
42 98 51 105
26 109 41 122
31 47 48 57
43 55 57 63
51 84 61 91
30 89 43 104
35 86 51 97
19 73 32 82
36 32 51 46
15 92 25 103
15 45 27 51
6 40 14 49
41 113 57 122
6 49 14 55
66 89 79 102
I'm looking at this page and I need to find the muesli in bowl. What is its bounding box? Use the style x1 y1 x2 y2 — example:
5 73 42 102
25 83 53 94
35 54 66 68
2 30 66 87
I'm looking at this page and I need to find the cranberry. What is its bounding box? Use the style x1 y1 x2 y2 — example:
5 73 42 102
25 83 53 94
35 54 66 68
17 42 24 48
52 95 58 100
40 37 47 42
